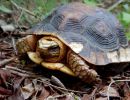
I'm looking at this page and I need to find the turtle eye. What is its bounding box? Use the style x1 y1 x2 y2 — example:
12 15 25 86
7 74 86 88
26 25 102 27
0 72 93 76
48 45 60 53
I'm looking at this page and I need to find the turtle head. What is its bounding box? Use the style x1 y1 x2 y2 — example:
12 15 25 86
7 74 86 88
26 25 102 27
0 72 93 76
37 37 60 59
36 36 66 62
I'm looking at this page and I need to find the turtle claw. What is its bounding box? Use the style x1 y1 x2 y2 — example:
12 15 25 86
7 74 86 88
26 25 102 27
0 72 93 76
27 52 75 76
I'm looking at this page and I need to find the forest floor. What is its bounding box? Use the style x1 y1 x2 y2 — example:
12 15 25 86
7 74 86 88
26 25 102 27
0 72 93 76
0 0 130 100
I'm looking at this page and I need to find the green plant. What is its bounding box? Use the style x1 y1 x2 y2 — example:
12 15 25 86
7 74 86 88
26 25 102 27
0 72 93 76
0 5 12 13
83 0 97 6
116 2 130 40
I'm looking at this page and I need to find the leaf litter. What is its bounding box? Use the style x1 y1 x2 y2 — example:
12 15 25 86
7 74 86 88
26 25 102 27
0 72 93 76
0 3 130 100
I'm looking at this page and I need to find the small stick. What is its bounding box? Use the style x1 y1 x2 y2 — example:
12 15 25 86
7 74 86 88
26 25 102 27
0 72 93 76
107 79 130 100
5 65 34 75
11 37 17 55
125 82 130 92
90 87 97 100
2 67 40 78
10 0 36 17
47 93 73 99
38 79 89 94
107 0 124 11
7 70 30 77
0 58 15 66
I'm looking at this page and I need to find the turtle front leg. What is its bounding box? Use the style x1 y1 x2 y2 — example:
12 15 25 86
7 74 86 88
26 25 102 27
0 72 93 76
16 35 37 55
67 50 101 84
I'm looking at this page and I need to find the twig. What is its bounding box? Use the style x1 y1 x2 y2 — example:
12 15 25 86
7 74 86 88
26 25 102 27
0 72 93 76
47 93 73 99
17 10 24 22
10 0 36 17
6 31 29 36
125 82 130 92
90 87 97 100
5 65 34 75
13 9 25 32
0 57 15 66
38 79 89 94
11 37 17 55
2 68 40 78
107 0 124 11
32 80 42 99
7 69 30 77
107 79 130 100
51 76 66 93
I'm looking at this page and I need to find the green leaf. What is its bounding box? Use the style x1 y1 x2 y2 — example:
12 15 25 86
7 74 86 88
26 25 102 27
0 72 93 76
0 5 12 13
83 0 97 6
126 32 130 40
122 12 130 24
61 0 68 4
123 4 129 11
45 0 57 12
21 60 26 65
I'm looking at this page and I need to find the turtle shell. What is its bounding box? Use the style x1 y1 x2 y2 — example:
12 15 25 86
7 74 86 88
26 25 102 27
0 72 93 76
29 3 130 65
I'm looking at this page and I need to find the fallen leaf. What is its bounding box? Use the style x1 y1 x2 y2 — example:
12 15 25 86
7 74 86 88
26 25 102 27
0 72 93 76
38 87 50 100
96 86 120 100
21 83 35 99
1 24 15 32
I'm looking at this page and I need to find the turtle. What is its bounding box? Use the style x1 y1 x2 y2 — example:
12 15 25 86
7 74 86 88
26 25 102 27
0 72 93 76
16 3 130 84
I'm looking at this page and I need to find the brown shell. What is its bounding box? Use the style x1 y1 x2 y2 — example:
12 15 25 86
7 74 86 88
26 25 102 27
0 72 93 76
28 3 130 65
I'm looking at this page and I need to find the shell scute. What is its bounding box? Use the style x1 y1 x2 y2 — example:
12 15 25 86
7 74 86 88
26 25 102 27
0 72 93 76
28 3 129 65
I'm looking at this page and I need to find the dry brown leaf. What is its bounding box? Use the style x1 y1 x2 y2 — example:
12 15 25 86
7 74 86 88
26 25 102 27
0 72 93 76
38 87 50 100
7 88 24 100
1 24 15 32
82 94 91 100
51 76 66 88
96 86 120 100
0 19 7 26
122 82 130 100
21 83 35 99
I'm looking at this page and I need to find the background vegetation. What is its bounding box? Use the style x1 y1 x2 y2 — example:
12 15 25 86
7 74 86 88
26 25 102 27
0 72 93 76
0 0 130 39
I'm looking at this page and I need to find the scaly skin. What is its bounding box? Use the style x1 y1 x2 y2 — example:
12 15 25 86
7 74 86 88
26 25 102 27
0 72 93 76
16 35 37 55
67 50 101 84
